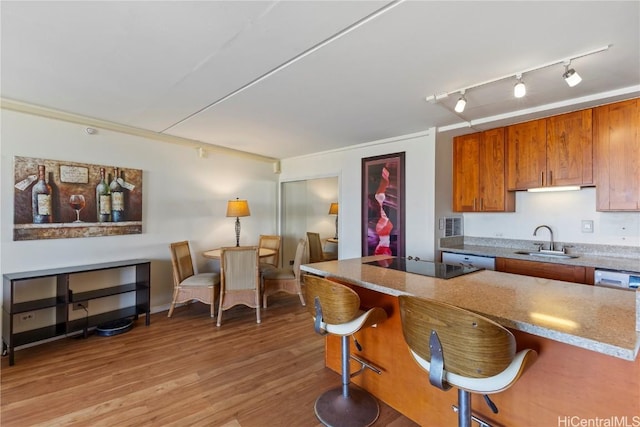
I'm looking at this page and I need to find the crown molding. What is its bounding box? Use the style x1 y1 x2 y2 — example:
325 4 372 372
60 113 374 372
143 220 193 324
1 98 278 164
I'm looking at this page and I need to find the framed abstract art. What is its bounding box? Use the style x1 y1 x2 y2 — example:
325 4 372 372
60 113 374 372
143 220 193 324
361 152 405 258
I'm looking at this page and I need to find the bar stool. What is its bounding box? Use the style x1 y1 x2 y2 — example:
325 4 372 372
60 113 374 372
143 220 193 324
398 295 537 427
304 275 388 427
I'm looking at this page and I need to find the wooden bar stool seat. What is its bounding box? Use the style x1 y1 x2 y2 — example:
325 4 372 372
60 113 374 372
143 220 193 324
304 275 387 427
398 295 538 427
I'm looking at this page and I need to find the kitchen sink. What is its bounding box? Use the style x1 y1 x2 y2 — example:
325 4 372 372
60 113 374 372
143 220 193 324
513 250 579 259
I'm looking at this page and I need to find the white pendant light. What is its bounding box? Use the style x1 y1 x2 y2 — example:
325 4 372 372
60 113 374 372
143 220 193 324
563 61 582 87
514 74 526 98
454 91 466 113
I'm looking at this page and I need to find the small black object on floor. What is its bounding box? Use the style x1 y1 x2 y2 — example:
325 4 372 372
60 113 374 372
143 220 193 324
96 318 134 337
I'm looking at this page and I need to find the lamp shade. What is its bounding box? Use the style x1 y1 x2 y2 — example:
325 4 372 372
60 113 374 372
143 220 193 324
328 202 339 215
226 199 250 217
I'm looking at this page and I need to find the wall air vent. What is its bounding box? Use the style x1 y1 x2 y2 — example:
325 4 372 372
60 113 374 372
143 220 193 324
444 217 463 237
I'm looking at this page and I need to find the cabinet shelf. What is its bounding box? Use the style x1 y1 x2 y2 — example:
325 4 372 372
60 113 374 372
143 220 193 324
70 282 148 302
67 307 140 332
13 323 67 347
3 259 150 365
13 296 66 314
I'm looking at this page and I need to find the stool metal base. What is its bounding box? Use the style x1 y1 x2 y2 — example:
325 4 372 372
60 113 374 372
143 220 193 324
314 385 380 427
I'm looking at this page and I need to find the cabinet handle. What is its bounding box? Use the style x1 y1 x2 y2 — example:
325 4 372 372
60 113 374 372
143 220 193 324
480 198 484 211
473 198 477 211
540 171 544 186
549 170 553 186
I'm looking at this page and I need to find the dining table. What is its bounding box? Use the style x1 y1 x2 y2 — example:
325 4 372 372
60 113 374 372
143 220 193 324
202 247 276 259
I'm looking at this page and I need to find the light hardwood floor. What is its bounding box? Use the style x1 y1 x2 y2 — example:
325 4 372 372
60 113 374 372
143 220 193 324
1 294 419 427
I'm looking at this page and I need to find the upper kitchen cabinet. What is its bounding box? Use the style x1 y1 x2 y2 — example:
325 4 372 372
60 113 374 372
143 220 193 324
507 110 593 190
453 128 514 212
593 98 640 211
506 119 546 190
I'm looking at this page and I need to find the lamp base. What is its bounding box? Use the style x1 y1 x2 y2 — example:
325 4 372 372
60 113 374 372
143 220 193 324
235 217 241 247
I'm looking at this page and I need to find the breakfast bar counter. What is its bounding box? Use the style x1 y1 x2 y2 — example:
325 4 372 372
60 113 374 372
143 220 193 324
301 256 639 426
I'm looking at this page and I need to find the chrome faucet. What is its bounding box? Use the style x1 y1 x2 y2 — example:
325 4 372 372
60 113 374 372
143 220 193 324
533 225 554 251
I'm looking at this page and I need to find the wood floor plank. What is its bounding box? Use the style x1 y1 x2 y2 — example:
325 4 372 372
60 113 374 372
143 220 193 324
1 294 419 427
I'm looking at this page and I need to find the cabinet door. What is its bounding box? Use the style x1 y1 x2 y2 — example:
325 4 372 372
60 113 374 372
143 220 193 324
495 257 589 284
546 109 593 186
452 133 480 212
594 99 640 211
480 128 513 211
507 119 547 190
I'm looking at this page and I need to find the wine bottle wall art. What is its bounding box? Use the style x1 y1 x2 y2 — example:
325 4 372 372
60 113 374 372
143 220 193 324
13 156 143 241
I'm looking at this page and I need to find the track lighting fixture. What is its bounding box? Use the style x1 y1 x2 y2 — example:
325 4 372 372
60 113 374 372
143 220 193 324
514 74 526 98
563 61 582 87
454 91 467 113
424 44 610 113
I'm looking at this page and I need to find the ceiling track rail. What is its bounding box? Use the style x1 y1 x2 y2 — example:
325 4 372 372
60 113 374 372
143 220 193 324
161 0 406 133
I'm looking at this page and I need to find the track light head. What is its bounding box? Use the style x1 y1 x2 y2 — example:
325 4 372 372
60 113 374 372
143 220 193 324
514 74 526 98
563 62 582 87
454 91 467 113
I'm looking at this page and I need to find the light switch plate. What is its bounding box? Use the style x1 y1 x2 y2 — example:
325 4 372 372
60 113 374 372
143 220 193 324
581 220 594 233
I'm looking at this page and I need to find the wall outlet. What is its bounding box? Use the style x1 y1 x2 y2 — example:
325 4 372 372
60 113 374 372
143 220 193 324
72 302 88 311
581 220 594 233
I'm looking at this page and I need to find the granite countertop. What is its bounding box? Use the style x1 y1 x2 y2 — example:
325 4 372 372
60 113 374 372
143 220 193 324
301 256 640 361
439 237 640 272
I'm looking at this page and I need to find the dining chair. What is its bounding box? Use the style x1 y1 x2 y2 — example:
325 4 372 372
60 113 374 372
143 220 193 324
258 234 281 271
307 232 338 263
217 246 261 326
262 238 307 308
168 241 220 318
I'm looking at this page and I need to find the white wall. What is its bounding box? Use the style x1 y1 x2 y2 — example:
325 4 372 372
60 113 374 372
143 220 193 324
280 130 437 261
463 188 640 246
434 134 454 253
1 110 278 313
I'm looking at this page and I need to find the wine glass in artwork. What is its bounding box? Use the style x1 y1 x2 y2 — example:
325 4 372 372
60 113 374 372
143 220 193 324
69 195 86 223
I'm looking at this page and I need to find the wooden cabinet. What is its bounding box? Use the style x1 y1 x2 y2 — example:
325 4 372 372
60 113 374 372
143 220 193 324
495 257 594 285
506 119 547 190
507 110 593 190
593 98 640 211
453 128 514 212
2 259 151 365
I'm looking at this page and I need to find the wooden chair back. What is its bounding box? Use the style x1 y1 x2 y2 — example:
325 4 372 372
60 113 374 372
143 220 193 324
306 232 324 263
292 238 307 279
303 275 360 325
220 246 260 291
169 241 195 285
218 246 260 326
398 295 516 379
259 234 281 268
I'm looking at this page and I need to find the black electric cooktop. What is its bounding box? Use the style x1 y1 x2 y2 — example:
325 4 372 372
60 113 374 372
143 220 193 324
363 257 482 279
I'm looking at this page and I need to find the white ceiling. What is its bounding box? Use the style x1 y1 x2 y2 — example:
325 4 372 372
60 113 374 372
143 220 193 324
2 1 639 160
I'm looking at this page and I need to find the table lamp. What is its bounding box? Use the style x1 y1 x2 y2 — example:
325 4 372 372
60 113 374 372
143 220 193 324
328 202 339 239
226 198 251 246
